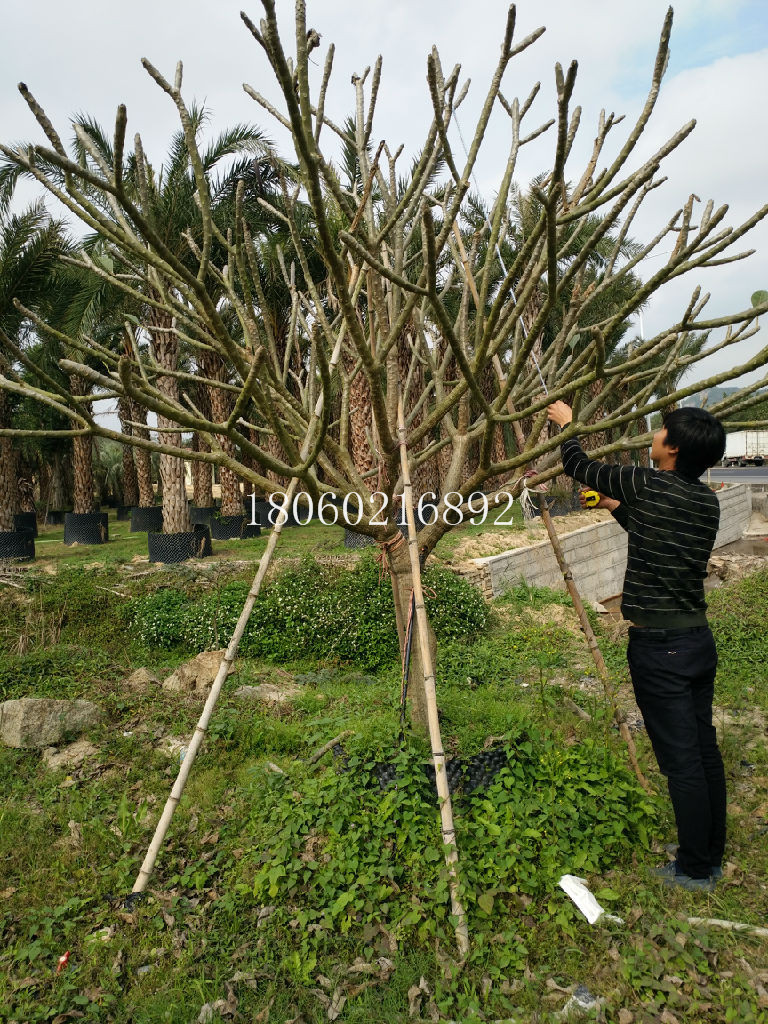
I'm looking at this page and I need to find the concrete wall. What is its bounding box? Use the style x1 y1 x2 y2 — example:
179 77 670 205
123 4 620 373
460 484 753 604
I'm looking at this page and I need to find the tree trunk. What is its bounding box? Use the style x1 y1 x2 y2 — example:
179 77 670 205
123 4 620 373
118 398 139 507
129 401 155 507
0 389 18 531
151 313 190 533
47 452 67 511
69 375 96 514
387 538 436 731
191 434 214 507
202 354 243 516
18 473 36 513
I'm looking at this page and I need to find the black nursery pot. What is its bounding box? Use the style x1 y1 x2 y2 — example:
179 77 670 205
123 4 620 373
46 509 67 526
0 529 35 560
13 512 38 538
209 513 255 540
116 505 132 521
147 525 212 564
130 506 164 533
64 512 109 546
189 505 217 527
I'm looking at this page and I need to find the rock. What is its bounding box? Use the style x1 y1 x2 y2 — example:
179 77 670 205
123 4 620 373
556 984 602 1019
707 552 766 583
125 668 160 689
158 736 187 759
0 698 103 749
233 682 302 703
42 739 99 770
162 651 233 694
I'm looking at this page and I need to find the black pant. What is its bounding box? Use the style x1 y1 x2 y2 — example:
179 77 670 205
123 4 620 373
627 625 726 879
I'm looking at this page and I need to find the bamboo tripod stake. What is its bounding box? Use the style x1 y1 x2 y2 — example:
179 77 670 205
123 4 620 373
396 391 470 958
132 329 348 896
537 499 653 794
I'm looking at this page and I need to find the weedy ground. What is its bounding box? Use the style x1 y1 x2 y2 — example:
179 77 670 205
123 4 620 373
0 513 767 1023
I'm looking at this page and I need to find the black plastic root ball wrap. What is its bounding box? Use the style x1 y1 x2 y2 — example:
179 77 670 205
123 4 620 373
189 505 217 527
209 513 262 540
64 512 109 545
0 530 35 560
147 525 212 563
130 506 164 533
14 512 38 537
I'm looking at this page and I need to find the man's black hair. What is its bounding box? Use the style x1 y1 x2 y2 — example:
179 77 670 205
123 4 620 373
662 407 726 479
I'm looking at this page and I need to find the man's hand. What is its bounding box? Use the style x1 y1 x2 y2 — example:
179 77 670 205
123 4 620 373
547 401 573 427
579 488 619 512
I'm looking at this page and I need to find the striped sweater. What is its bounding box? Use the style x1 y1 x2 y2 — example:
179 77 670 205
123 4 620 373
560 437 720 627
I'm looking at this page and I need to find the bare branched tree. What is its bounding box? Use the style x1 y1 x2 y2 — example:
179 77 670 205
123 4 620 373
2 2 768 724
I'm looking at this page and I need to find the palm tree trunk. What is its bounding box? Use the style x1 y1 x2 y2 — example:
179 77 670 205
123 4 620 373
129 401 155 507
47 453 67 511
191 435 214 507
151 313 190 533
118 398 139 507
0 389 18 531
201 353 242 515
190 384 213 507
69 375 96 514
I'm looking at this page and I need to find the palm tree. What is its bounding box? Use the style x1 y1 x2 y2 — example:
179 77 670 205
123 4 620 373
0 200 66 530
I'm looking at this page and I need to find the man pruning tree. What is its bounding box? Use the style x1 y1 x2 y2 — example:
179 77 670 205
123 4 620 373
547 401 727 892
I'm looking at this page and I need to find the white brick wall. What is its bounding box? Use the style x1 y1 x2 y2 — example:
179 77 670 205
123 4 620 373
461 484 752 604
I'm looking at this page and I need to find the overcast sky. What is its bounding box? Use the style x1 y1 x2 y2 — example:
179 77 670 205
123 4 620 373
3 0 768 424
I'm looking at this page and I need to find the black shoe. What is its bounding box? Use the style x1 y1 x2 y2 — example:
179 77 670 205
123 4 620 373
651 860 715 892
665 844 722 881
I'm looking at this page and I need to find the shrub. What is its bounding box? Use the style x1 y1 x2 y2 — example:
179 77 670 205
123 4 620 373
127 588 191 650
127 554 489 669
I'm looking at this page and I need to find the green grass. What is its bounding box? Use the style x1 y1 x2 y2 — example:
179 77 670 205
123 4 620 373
1 563 767 1022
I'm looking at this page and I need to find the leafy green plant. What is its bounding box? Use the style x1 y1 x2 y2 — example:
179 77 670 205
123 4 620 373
244 727 655 954
127 555 489 669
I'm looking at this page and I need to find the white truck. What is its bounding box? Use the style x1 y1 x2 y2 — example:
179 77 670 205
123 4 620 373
723 430 768 467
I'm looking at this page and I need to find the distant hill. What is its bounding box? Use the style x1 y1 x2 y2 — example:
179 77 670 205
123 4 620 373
681 386 767 409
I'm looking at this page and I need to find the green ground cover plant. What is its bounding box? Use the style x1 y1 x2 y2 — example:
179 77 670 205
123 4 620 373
0 564 766 1021
127 554 489 669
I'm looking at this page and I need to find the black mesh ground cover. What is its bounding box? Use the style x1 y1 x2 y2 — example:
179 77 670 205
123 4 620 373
332 744 510 797
189 505 217 526
0 530 35 560
343 528 376 549
64 512 109 546
147 526 212 563
14 512 38 537
130 506 164 533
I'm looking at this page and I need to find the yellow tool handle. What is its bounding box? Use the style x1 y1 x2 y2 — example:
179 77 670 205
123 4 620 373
582 489 601 508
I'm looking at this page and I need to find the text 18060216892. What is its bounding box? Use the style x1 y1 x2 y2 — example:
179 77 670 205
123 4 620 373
248 490 516 528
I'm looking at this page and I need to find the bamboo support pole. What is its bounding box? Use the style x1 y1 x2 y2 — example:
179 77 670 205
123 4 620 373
452 222 650 793
131 330 347 896
537 497 653 794
396 391 470 959
686 917 768 940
